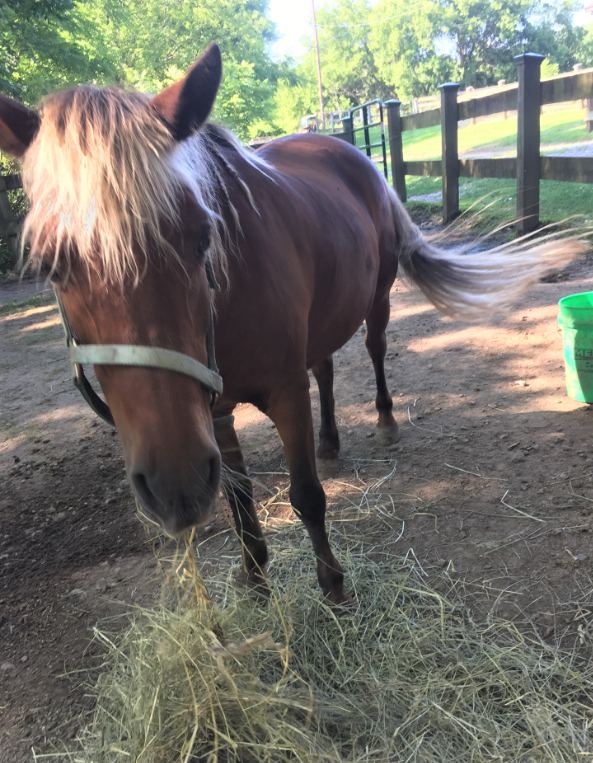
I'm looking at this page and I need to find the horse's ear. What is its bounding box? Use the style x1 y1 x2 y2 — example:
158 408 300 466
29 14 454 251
151 43 222 141
0 94 40 157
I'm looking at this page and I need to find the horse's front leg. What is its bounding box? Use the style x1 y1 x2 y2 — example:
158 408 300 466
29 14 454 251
312 355 340 478
214 416 268 592
265 377 351 606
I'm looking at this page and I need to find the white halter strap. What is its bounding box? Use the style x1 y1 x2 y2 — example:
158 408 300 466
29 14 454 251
53 261 224 427
69 344 223 395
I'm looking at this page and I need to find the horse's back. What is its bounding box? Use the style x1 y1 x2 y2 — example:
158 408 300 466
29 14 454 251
253 135 396 365
258 134 391 220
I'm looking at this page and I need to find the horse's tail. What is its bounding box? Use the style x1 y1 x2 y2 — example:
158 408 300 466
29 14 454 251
386 184 586 318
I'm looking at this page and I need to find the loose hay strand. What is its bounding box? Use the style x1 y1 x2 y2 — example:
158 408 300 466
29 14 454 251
58 512 593 763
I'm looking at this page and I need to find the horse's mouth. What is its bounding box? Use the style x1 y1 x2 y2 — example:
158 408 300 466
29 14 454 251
131 476 218 537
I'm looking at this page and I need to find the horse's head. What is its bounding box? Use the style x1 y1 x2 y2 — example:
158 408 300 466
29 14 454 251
0 45 226 535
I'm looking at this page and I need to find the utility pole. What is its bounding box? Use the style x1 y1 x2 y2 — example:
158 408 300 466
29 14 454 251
311 0 325 130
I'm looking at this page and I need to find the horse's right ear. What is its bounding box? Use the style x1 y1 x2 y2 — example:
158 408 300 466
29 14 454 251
151 43 222 141
0 94 40 157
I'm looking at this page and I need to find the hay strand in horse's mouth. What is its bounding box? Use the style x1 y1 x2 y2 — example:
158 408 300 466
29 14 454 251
63 502 593 763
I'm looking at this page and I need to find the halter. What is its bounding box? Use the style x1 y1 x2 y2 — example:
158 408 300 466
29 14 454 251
54 258 224 427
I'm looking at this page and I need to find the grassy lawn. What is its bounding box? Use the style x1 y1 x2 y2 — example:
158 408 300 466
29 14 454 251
386 107 593 228
403 174 593 229
401 108 590 160
0 293 55 316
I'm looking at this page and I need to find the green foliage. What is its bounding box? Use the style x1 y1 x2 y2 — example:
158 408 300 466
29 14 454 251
0 0 281 139
84 0 280 139
577 22 593 68
369 0 585 100
369 0 456 99
0 0 117 104
274 0 394 136
307 0 394 108
274 74 318 136
0 0 589 142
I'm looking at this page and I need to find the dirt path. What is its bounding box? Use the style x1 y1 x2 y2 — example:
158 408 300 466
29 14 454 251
0 276 52 305
2 252 593 760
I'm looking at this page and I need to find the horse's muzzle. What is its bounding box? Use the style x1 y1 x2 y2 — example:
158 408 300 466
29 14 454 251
130 452 221 535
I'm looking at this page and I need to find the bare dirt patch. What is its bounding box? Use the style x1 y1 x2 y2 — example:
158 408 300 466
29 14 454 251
2 251 593 761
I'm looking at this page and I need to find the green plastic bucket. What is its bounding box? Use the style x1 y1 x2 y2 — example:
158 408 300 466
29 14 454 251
558 291 593 403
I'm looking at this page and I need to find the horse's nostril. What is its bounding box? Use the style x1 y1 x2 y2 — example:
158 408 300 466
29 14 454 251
208 455 221 491
131 471 153 507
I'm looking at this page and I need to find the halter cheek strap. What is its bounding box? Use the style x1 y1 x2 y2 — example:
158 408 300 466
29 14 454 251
54 263 223 428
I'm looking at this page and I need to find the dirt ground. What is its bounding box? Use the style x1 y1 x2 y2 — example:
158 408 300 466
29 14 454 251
3 245 593 761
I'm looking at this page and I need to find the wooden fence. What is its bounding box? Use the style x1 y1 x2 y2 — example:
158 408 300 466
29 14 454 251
382 54 593 235
0 173 23 268
1 54 591 264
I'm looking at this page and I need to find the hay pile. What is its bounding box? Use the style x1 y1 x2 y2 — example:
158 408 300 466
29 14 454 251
68 514 593 763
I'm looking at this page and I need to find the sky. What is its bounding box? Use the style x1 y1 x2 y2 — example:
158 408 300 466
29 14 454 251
268 1 593 62
268 0 312 60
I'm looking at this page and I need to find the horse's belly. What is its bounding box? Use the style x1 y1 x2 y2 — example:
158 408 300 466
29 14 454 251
305 258 378 367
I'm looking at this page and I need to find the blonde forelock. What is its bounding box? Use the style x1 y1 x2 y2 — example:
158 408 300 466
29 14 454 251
21 86 234 286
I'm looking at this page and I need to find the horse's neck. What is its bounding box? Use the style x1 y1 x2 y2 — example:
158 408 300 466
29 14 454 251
201 125 269 218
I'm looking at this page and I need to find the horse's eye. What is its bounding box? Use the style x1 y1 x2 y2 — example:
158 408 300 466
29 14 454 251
38 260 62 283
196 226 211 257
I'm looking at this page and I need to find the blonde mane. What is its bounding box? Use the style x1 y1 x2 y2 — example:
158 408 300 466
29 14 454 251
21 85 258 285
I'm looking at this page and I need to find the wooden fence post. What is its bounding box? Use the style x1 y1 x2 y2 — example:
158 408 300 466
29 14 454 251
342 114 354 145
385 99 406 202
515 53 544 236
0 175 19 269
439 82 460 223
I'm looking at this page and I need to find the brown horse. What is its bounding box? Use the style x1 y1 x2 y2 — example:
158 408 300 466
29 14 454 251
0 44 581 605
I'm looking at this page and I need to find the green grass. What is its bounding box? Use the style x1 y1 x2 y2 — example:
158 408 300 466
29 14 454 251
403 175 593 229
353 108 593 228
401 108 589 161
0 293 56 317
389 107 593 228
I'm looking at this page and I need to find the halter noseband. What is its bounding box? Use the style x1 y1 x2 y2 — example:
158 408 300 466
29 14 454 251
54 259 223 428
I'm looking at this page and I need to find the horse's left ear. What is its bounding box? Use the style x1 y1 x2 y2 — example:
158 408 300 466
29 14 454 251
0 94 40 157
151 43 222 141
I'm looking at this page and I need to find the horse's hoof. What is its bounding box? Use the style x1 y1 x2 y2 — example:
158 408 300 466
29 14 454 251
234 568 270 602
376 423 400 445
325 589 356 612
316 457 340 480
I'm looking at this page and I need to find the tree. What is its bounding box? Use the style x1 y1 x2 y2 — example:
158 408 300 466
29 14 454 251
369 0 455 99
306 0 393 109
0 0 281 138
520 2 585 75
369 0 585 99
0 0 117 104
85 0 280 139
274 0 394 135
577 22 593 67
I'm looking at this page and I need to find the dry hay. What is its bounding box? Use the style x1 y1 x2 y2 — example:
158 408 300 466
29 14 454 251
53 505 593 763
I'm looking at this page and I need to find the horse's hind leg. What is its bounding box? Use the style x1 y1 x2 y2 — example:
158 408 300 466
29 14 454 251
365 292 400 444
311 356 340 476
214 418 268 592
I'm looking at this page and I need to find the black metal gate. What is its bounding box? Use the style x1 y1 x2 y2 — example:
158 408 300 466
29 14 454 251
348 100 388 179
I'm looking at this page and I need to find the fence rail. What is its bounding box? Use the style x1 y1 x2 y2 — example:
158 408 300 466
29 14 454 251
1 59 591 264
381 55 593 234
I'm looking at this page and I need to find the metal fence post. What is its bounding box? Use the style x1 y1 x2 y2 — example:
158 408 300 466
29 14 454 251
439 82 460 223
362 104 371 157
342 114 354 145
385 99 406 202
515 53 544 236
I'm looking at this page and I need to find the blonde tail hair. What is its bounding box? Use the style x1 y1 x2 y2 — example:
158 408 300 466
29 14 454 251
386 184 587 318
